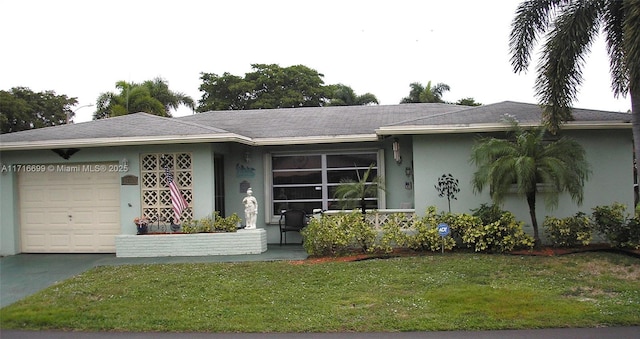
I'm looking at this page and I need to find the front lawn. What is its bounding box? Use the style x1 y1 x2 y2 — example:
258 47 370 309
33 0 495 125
1 252 638 332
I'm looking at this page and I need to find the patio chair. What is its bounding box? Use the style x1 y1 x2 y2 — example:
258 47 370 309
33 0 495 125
279 209 307 245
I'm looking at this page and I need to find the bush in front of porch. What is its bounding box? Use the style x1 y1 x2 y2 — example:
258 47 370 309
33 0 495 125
301 206 535 256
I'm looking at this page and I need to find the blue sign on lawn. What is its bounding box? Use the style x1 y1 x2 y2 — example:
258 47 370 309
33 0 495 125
437 223 450 237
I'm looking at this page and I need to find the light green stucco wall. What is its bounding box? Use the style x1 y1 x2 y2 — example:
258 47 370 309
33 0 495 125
6 127 624 254
412 129 634 241
0 143 225 255
1 140 414 253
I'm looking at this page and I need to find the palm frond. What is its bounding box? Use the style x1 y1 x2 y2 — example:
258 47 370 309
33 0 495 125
603 0 628 97
624 0 640 94
535 0 603 132
510 0 569 73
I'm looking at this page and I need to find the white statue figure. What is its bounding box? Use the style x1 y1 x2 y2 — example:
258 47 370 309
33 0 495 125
242 187 258 229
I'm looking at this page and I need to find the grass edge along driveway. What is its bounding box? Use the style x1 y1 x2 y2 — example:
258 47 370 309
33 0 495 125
1 252 639 332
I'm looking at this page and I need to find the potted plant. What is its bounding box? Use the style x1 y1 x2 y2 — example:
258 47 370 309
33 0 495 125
134 216 150 235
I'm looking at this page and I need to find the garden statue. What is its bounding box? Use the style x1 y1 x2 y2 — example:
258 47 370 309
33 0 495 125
435 173 460 213
242 188 258 229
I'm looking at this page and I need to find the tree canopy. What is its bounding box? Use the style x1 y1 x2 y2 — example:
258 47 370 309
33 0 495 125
197 64 379 111
94 77 194 119
327 84 379 106
455 97 482 106
0 87 78 133
400 81 450 104
399 81 481 106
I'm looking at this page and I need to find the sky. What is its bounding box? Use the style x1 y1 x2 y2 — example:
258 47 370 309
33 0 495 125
0 0 632 123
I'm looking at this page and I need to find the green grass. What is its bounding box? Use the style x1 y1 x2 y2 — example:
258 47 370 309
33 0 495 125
1 252 639 332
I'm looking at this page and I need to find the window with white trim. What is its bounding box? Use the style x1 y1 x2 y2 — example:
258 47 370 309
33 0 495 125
270 151 381 216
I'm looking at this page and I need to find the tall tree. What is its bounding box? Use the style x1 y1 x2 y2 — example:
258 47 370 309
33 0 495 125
197 72 253 111
198 64 334 111
327 84 379 106
141 78 195 113
509 0 640 180
0 87 77 133
470 119 591 246
94 77 194 119
400 81 450 104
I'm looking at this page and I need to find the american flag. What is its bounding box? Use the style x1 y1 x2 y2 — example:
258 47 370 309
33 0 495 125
165 167 188 224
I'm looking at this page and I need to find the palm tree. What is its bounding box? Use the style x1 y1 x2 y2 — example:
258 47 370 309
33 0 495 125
509 0 640 180
328 84 379 106
470 118 590 246
93 78 194 119
141 78 195 113
400 81 450 104
334 164 385 216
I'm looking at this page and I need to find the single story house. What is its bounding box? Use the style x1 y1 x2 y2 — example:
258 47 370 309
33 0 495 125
0 101 633 255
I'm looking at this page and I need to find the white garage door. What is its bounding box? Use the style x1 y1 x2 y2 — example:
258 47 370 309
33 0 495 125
19 163 121 253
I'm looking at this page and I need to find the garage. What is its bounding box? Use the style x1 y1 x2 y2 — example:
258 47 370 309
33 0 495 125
18 163 121 253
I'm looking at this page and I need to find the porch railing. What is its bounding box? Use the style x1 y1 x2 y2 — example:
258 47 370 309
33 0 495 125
317 209 416 229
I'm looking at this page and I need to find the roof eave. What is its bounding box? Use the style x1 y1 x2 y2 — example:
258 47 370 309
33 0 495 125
254 134 378 146
376 121 631 135
0 133 254 151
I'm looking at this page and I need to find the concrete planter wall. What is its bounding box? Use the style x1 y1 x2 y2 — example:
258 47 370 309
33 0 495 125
115 229 267 257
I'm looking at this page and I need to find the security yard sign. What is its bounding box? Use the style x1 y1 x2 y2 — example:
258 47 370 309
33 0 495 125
437 223 450 254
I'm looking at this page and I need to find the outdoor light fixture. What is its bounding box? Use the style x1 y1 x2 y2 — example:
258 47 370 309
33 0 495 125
121 157 129 171
244 151 251 163
392 138 402 164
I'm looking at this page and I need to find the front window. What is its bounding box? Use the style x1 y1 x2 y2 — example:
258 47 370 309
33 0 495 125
271 151 381 216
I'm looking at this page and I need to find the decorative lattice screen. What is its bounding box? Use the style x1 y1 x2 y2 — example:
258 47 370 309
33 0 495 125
141 153 193 223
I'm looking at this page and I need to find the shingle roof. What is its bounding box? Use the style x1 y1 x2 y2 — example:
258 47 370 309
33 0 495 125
0 113 231 143
177 103 467 138
0 101 631 150
391 101 631 126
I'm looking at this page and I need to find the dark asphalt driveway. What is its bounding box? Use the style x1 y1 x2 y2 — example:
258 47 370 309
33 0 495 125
1 245 308 308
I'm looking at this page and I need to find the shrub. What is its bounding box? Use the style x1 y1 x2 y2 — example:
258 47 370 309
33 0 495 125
471 203 504 225
198 215 214 233
178 212 239 234
379 213 412 253
405 207 456 252
543 212 593 247
214 212 240 232
462 210 534 253
181 219 198 234
302 206 536 256
592 203 640 249
301 213 352 256
442 211 483 246
346 212 377 253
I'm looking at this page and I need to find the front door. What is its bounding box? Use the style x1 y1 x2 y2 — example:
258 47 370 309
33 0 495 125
214 155 225 217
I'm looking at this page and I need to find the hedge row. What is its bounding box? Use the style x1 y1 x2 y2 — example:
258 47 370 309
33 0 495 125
301 205 534 256
545 202 640 249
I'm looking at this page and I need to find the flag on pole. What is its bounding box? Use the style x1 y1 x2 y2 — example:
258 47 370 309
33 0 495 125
165 167 188 224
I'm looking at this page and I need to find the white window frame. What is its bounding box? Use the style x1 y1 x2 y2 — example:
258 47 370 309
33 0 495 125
264 149 385 223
